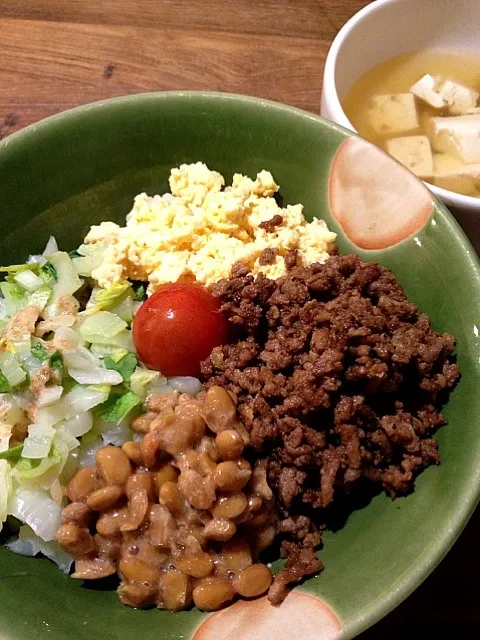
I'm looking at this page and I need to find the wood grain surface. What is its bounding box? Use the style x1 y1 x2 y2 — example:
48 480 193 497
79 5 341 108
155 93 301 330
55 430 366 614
0 1 478 637
0 0 368 136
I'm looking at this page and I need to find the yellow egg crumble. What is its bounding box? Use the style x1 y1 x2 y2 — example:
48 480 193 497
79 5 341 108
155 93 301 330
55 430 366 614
84 163 336 292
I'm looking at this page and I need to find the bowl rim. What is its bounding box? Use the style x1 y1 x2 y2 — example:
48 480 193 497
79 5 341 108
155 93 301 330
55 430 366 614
321 0 480 212
0 90 346 150
0 89 479 638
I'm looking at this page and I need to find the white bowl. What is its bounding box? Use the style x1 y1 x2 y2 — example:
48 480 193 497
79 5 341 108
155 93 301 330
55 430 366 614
321 0 480 252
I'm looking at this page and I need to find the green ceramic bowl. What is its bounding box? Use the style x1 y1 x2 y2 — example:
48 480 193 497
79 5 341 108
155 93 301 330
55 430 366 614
0 92 479 640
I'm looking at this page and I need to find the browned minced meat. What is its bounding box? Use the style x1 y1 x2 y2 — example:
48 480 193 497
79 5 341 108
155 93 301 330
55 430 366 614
259 214 283 232
201 254 460 601
258 248 278 265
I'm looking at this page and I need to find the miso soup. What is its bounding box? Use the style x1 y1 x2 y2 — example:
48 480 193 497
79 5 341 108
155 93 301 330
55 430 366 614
343 51 480 198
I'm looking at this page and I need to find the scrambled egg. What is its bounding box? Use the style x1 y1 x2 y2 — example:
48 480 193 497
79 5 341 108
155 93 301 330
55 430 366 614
85 163 336 292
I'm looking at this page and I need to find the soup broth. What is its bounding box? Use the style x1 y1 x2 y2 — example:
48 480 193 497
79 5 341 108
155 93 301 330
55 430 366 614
343 51 480 198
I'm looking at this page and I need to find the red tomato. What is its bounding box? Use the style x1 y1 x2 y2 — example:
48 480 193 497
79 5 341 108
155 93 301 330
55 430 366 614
132 283 229 377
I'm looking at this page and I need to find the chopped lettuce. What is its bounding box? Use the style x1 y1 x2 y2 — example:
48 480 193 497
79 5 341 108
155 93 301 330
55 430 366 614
68 367 123 386
15 444 64 480
22 423 55 460
104 352 137 383
31 342 48 361
18 364 36 383
95 283 130 308
0 459 12 525
82 282 135 323
62 411 93 438
30 344 63 372
59 450 79 486
0 278 52 318
8 486 62 541
0 421 13 454
72 243 107 277
32 385 109 428
0 243 152 548
28 285 53 309
88 328 134 350
80 310 127 343
14 269 44 292
6 524 73 573
47 252 82 299
132 282 147 302
0 404 27 454
97 417 133 447
53 326 81 351
37 386 63 408
64 347 123 386
130 367 160 398
0 352 27 387
77 243 104 257
0 244 150 546
110 295 134 323
72 254 104 277
90 344 129 359
0 282 26 315
97 389 142 423
0 444 23 462
49 351 64 370
64 385 110 418
42 236 58 256
0 371 12 393
54 426 80 452
63 347 102 370
0 263 41 277
40 262 57 282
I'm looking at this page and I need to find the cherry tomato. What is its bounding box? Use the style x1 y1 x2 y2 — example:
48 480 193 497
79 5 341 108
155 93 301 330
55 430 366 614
132 282 229 377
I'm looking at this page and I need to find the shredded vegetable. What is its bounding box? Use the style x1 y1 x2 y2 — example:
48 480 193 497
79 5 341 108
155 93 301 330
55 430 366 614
37 386 63 407
94 283 130 308
97 389 142 423
80 310 127 342
31 342 48 361
130 367 160 398
42 236 59 256
62 411 93 438
6 524 74 573
104 352 137 382
47 252 82 299
0 372 12 393
14 269 44 292
0 460 12 524
22 423 56 460
8 486 62 541
68 368 123 386
15 444 65 480
0 444 23 462
0 352 27 387
0 234 172 579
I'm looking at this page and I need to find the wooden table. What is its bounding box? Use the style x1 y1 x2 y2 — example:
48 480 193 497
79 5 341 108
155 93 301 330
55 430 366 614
0 1 478 636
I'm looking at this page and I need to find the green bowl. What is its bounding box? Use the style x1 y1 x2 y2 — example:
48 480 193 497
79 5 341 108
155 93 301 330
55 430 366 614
0 92 479 640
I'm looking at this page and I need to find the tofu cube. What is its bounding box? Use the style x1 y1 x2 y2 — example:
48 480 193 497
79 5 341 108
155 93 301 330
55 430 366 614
429 115 480 164
438 80 479 115
409 74 445 109
367 93 419 136
433 153 480 195
386 135 433 179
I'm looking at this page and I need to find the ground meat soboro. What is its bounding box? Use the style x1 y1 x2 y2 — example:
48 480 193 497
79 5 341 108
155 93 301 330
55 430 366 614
201 254 460 601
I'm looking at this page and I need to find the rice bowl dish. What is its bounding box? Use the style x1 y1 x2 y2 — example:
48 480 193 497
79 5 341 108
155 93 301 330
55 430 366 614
0 162 460 615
